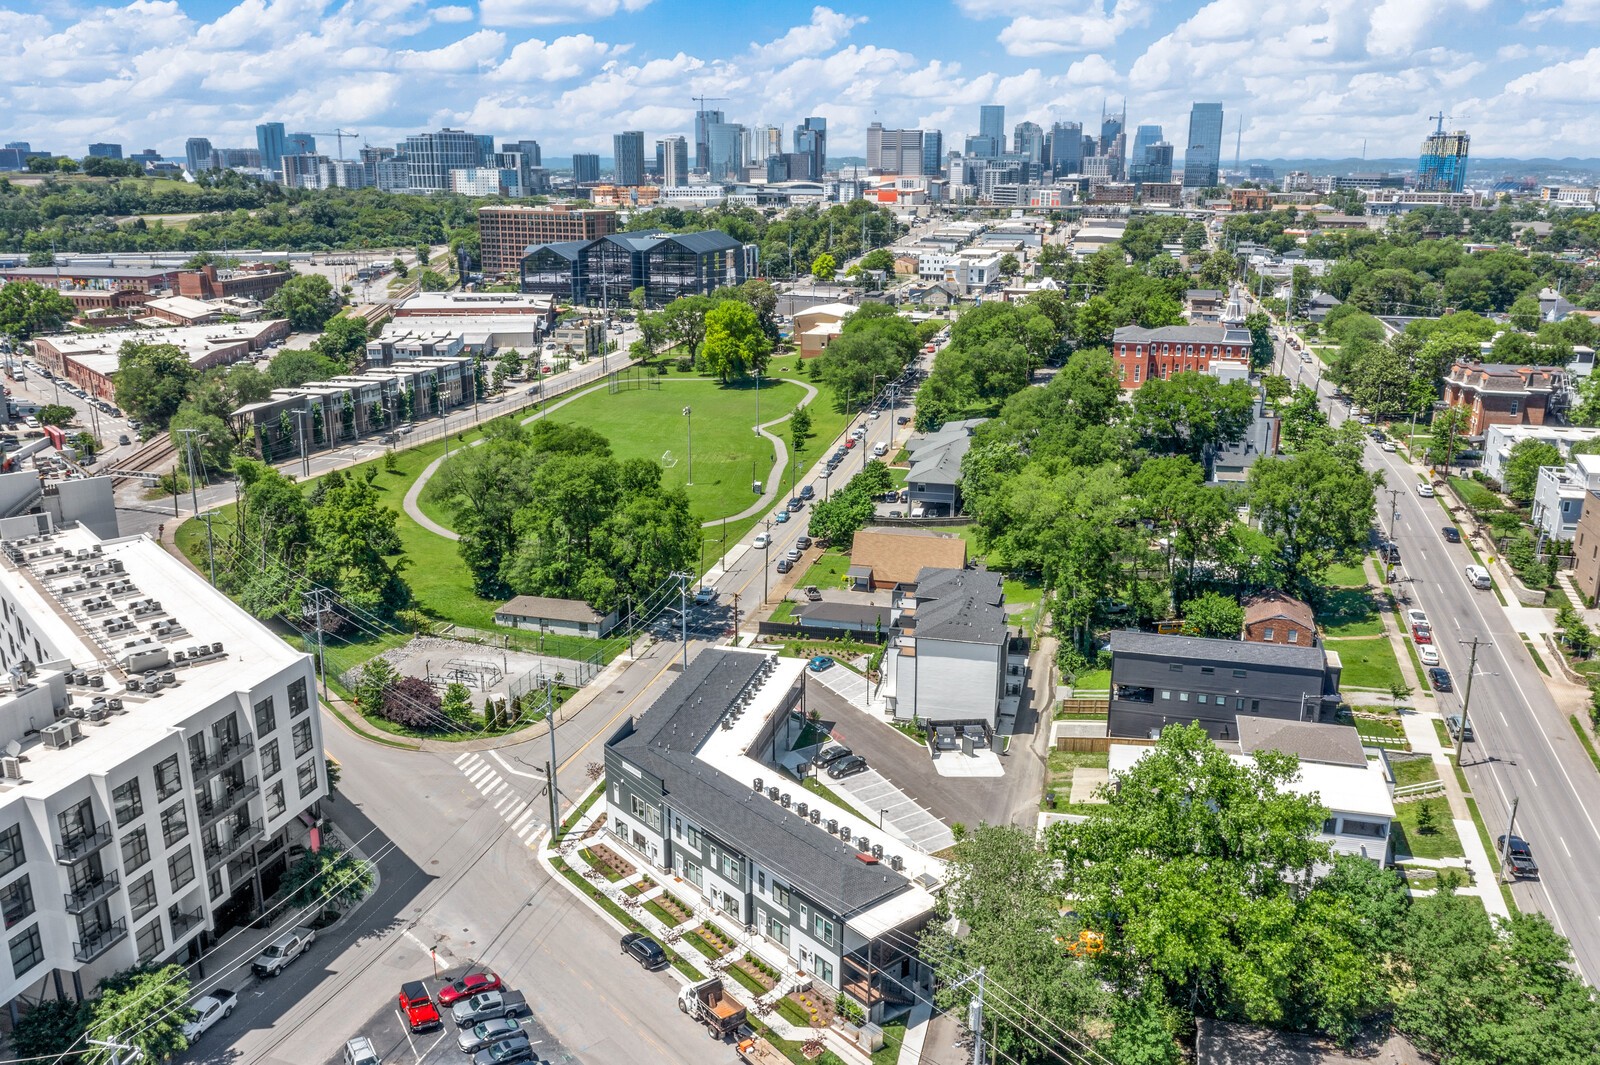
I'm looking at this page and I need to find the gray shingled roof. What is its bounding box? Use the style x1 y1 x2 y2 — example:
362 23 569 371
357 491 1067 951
610 651 911 916
1236 719 1366 768
1112 325 1253 346
1108 629 1326 670
905 423 977 488
907 567 1007 645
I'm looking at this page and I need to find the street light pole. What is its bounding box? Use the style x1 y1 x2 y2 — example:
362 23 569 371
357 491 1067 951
1455 636 1488 762
762 518 773 604
682 405 694 485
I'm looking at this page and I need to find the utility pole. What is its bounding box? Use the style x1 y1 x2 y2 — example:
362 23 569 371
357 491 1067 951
307 587 331 702
1500 795 1519 880
545 677 560 828
946 965 986 1065
761 519 773 604
295 408 310 478
682 405 694 485
201 510 216 586
731 591 741 640
177 428 202 515
1456 636 1488 762
87 1037 141 1065
676 572 689 670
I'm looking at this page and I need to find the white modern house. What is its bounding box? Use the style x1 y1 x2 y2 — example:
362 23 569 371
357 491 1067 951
1109 719 1395 865
879 568 1022 734
1532 452 1600 542
1481 423 1600 485
0 521 326 1016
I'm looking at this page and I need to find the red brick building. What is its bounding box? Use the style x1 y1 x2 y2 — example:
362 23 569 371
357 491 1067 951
478 203 618 277
176 263 291 302
1112 325 1253 388
1442 361 1563 435
1242 591 1317 647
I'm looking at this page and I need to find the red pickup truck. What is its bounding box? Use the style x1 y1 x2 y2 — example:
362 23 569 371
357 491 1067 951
398 981 443 1032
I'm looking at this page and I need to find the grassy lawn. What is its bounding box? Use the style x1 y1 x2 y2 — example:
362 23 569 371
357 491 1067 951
770 599 798 623
1333 636 1405 690
796 547 854 589
1325 561 1370 588
1316 587 1385 637
1069 669 1111 691
1042 750 1109 811
1449 476 1500 512
1391 755 1440 788
1391 797 1464 860
726 962 771 997
799 776 872 824
1001 574 1046 632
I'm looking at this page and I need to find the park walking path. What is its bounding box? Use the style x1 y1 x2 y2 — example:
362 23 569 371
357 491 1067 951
401 373 820 539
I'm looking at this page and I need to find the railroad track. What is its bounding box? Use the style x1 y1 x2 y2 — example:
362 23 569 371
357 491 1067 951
106 433 177 484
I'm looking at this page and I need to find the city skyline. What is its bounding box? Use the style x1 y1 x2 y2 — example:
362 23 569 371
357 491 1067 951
1 1 1598 162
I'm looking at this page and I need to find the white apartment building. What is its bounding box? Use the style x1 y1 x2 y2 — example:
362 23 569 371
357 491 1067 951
0 522 325 1013
1481 423 1600 485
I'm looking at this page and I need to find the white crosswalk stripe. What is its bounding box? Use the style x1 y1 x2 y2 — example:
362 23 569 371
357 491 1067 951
455 751 549 847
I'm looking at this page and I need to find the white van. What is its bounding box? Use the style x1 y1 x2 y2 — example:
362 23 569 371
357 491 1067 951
872 442 889 457
1464 564 1492 589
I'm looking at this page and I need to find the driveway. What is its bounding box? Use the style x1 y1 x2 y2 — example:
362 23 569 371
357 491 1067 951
808 661 886 713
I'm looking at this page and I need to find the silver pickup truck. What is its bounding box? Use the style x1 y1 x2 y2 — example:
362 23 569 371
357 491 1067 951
251 926 316 977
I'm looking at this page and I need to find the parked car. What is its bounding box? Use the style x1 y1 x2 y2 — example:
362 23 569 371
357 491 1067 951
799 485 815 500
251 926 315 977
621 932 669 970
1407 608 1429 627
872 442 889 456
117 434 131 446
898 416 911 425
1497 835 1539 877
844 437 857 449
181 989 236 1043
694 586 717 606
776 558 794 574
451 990 529 1027
1429 667 1452 692
786 497 804 512
1380 440 1397 452
1411 624 1432 644
753 533 770 549
473 1034 535 1065
816 745 853 768
803 585 822 601
1418 646 1440 666
1442 526 1462 543
1445 713 1472 741
774 510 790 524
1417 482 1435 497
399 981 443 1032
342 1037 381 1065
795 535 812 551
827 755 869 780
1379 542 1401 564
458 1018 525 1054
808 655 833 672
438 971 503 1008
785 547 802 562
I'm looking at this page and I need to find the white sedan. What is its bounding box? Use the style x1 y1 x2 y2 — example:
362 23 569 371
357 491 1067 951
1417 482 1436 498
182 989 236 1042
1418 646 1440 666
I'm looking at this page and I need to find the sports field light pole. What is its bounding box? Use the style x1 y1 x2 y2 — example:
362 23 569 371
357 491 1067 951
682 405 694 485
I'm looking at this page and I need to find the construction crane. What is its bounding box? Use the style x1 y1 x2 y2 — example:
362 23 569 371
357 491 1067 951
304 129 361 161
691 94 729 116
1428 111 1447 134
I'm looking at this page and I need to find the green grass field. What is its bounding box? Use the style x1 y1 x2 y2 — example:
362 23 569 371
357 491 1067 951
1391 798 1464 860
1316 587 1385 637
1333 636 1405 690
1325 561 1371 588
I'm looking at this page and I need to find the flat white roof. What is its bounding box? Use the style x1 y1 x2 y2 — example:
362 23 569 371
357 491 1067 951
0 526 306 797
1108 740 1394 821
39 320 279 371
395 292 554 313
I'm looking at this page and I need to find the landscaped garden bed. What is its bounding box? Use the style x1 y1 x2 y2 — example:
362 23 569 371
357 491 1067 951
644 890 694 926
582 844 635 882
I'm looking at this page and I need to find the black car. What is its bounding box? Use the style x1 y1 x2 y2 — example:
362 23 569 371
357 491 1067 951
776 558 794 573
799 485 815 500
786 497 804 512
458 1018 524 1054
827 755 869 780
1441 526 1461 543
815 744 853 768
472 1034 535 1065
1378 542 1401 563
1429 667 1452 692
1497 835 1539 878
621 932 669 970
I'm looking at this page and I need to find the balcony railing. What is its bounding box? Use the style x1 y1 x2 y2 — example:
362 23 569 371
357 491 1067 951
203 819 263 870
73 918 128 963
64 871 120 915
190 735 254 779
196 776 260 826
55 822 113 864
169 906 206 938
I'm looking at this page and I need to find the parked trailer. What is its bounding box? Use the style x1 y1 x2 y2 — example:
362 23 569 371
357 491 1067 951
736 1035 789 1065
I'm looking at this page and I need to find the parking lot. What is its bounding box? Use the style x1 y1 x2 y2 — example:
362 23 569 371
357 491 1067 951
318 966 576 1065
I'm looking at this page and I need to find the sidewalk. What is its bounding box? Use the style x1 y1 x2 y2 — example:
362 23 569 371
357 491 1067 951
540 789 882 1065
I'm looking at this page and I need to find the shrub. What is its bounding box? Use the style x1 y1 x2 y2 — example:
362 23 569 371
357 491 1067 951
382 675 441 728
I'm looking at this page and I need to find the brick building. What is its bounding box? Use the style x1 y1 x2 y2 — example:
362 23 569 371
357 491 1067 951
1242 591 1317 647
176 263 291 302
1442 361 1564 435
478 204 618 277
1111 325 1252 388
1571 494 1600 605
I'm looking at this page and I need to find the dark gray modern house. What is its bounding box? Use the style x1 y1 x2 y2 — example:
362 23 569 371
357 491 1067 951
1106 630 1342 741
519 231 757 306
603 650 933 1021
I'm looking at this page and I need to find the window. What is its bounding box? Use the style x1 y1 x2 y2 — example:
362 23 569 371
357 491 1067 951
167 848 195 892
720 852 739 882
9 925 42 978
772 883 791 908
1200 666 1215 675
1250 700 1261 711
292 719 313 759
135 917 164 963
113 779 143 827
1510 400 1521 416
683 861 703 889
128 872 157 920
757 870 766 893
686 825 702 850
1178 692 1189 702
1168 664 1182 672
160 804 188 848
1288 630 1300 643
0 825 22 877
1263 627 1275 640
816 958 834 985
766 915 789 947
155 756 182 801
1 876 33 929
122 828 150 872
1159 690 1171 700
267 782 286 819
814 914 834 946
1340 818 1388 839
288 677 310 717
209 870 224 902
253 696 276 736
1232 669 1246 678
1196 694 1208 704
261 739 281 780
297 759 318 799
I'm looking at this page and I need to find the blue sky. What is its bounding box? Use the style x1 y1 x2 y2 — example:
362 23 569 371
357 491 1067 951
3 0 1599 161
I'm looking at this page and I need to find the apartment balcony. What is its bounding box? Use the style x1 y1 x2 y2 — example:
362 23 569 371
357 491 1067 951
190 735 254 779
55 822 113 865
73 918 128 963
169 906 206 938
196 777 260 827
203 819 263 871
64 871 120 915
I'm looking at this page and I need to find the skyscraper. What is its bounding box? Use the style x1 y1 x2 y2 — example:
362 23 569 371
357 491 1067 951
694 109 725 173
979 105 1005 143
184 137 214 174
660 135 688 187
87 143 122 159
572 153 600 184
255 122 286 176
1182 102 1225 188
795 117 827 178
706 123 745 181
1417 120 1470 193
403 129 485 191
1013 121 1044 163
1047 122 1083 176
1129 125 1171 185
922 131 944 176
612 131 645 185
1131 125 1162 166
867 123 924 175
747 125 783 163
286 132 318 157
502 139 541 167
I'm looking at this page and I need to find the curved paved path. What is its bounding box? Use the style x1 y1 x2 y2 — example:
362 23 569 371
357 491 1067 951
402 375 820 540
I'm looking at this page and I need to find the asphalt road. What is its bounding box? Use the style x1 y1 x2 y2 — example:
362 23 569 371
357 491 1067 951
1274 330 1600 984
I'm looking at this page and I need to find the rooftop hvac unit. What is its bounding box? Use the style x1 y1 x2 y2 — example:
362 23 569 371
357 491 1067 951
857 836 870 852
41 721 80 749
160 671 174 684
825 818 838 834
838 824 852 840
752 777 763 792
809 809 821 825
126 678 140 692
0 757 20 781
889 854 904 871
795 802 808 819
765 786 779 801
107 698 122 711
780 793 791 809
871 843 883 859
211 642 222 654
86 706 106 722
88 674 102 688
